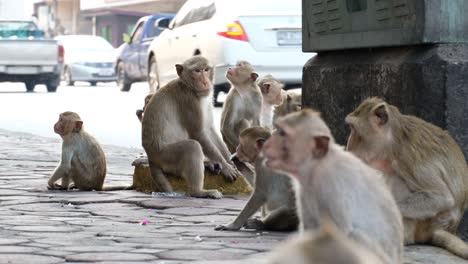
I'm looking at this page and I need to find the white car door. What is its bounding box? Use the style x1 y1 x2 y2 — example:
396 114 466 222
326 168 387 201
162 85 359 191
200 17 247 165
154 0 216 86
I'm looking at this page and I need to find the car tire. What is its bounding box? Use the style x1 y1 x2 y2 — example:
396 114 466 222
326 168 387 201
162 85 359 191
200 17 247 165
90 81 97 86
117 62 132 92
46 75 60 92
64 66 74 86
25 81 36 92
148 56 159 93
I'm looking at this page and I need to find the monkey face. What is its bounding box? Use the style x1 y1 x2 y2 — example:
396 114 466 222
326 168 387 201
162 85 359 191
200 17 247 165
262 81 284 106
53 116 65 135
176 56 214 97
345 98 393 158
54 112 83 137
235 137 258 163
190 66 213 97
226 61 258 86
263 123 302 175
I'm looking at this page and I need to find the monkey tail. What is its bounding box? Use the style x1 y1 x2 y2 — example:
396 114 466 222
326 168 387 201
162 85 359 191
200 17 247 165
101 185 134 191
431 229 468 259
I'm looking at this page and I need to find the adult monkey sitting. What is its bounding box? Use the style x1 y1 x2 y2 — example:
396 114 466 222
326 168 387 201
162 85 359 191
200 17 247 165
142 55 242 199
346 97 468 259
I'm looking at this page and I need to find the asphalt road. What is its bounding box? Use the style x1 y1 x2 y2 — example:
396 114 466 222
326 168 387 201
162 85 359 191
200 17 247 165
0 81 226 149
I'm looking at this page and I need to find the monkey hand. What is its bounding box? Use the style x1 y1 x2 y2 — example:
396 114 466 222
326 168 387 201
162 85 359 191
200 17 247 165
243 218 265 230
136 109 143 122
214 223 241 231
204 161 222 174
220 163 242 182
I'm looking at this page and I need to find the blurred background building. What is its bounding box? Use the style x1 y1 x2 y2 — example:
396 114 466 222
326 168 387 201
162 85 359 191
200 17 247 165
26 0 185 47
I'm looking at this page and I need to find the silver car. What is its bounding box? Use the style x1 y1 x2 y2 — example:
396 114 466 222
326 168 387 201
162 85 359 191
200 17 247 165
148 0 314 105
55 35 117 86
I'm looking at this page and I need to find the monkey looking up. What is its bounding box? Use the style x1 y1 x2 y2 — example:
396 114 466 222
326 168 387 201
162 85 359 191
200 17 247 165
346 97 468 259
220 61 262 153
48 112 131 191
215 126 298 232
268 220 385 264
262 109 403 264
272 90 302 123
142 55 242 199
257 74 285 130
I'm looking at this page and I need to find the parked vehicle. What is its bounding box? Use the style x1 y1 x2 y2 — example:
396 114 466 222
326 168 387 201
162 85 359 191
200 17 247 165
0 20 63 92
116 13 174 92
148 0 313 105
55 35 117 86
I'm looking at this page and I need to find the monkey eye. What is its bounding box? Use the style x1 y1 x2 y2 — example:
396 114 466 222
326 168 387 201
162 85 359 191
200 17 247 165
193 69 202 73
278 128 287 137
204 67 210 72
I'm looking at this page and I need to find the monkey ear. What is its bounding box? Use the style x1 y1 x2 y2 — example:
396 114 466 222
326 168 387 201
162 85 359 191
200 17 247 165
255 138 266 151
74 121 83 132
260 83 270 94
251 72 259 82
175 64 184 77
312 136 329 158
373 104 388 126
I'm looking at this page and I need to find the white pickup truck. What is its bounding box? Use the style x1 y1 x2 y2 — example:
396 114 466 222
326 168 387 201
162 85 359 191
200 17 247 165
0 20 63 92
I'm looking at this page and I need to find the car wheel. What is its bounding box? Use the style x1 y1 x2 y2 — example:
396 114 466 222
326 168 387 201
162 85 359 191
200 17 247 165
90 81 97 86
64 67 74 86
24 81 36 92
117 62 132 92
46 75 60 92
148 56 160 93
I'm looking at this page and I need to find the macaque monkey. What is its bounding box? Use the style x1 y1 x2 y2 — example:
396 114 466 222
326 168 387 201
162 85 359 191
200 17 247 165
345 97 468 259
257 74 285 130
268 220 385 264
272 90 302 123
262 109 403 264
142 55 241 199
221 61 262 153
215 127 298 231
136 93 153 122
48 112 131 191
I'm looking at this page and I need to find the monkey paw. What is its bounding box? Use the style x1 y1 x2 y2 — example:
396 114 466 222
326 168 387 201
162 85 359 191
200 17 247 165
221 164 241 182
47 183 66 190
214 223 241 231
206 190 223 199
243 218 265 230
204 161 222 174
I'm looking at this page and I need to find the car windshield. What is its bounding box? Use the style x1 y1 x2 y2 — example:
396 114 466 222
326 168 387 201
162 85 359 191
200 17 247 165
0 21 43 39
59 36 114 52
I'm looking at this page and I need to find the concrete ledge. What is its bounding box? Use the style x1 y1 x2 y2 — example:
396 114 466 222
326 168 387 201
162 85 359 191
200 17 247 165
132 162 252 195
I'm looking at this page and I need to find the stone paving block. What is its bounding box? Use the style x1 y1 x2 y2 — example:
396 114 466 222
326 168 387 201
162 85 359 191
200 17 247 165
0 238 30 245
0 254 63 264
5 225 81 232
176 214 238 223
66 252 158 262
156 207 225 216
0 246 42 253
156 249 242 261
60 245 136 252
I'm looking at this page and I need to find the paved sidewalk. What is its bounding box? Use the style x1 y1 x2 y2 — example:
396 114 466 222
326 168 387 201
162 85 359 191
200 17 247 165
0 129 466 264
